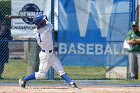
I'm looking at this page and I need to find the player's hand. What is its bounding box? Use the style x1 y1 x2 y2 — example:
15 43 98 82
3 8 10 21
132 38 136 41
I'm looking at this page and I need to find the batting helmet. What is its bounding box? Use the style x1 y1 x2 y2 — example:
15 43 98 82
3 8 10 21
32 14 46 25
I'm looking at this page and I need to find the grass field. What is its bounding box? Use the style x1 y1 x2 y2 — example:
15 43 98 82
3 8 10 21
2 59 27 79
2 59 106 80
1 59 140 85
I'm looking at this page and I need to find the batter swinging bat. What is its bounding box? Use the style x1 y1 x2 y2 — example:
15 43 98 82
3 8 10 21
5 15 32 19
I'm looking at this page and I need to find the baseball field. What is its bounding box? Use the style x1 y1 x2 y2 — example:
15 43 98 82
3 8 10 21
0 83 140 93
0 59 140 93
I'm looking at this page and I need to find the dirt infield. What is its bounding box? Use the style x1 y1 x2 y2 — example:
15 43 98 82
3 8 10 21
0 85 140 93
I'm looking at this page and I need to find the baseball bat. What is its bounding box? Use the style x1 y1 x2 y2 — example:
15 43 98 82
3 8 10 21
5 15 32 19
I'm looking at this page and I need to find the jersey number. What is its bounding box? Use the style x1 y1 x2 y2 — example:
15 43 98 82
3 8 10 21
38 33 42 42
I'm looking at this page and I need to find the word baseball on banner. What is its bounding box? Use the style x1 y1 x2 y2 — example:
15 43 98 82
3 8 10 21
58 0 131 66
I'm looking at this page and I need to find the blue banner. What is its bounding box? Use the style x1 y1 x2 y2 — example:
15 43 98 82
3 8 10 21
58 0 132 66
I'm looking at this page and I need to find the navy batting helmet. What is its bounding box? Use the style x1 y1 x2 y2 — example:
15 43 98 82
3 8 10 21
32 14 46 24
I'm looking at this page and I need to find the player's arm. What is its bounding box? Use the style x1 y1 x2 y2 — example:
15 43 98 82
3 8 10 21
127 38 140 44
126 32 136 44
132 39 140 44
127 39 136 44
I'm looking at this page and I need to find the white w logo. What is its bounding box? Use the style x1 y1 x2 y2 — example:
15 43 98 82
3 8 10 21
74 0 114 37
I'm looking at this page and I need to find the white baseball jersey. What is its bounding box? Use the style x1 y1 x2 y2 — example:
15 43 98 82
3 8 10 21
34 21 65 79
33 21 53 51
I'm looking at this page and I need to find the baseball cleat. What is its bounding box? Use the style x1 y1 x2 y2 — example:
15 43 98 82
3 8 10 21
69 82 78 88
19 78 26 88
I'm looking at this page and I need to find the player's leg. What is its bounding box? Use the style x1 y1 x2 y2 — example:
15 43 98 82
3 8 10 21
35 61 51 79
21 62 51 81
19 51 51 88
128 52 137 79
137 52 140 67
19 72 35 88
51 54 78 88
136 52 140 79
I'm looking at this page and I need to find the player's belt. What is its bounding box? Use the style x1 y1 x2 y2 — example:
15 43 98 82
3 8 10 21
41 49 53 53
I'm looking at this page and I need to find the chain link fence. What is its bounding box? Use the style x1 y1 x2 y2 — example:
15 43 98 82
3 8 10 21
0 0 106 80
0 0 139 86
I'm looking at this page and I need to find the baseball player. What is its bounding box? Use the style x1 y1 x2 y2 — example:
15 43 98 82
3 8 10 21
126 21 140 79
19 14 78 88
